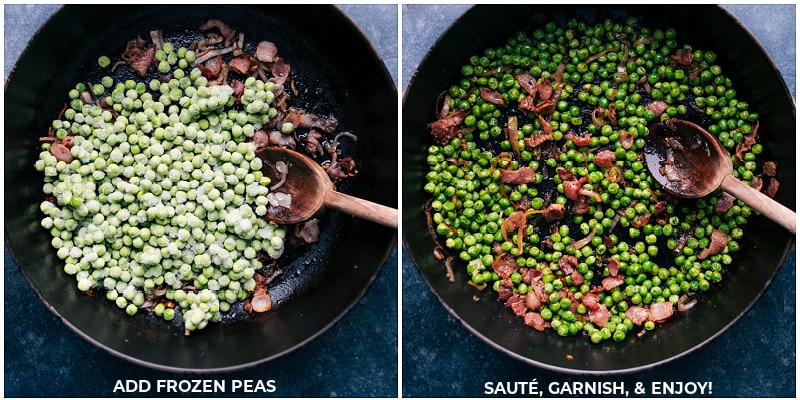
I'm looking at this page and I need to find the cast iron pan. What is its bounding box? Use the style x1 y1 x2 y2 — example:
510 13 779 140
5 5 397 372
403 4 795 374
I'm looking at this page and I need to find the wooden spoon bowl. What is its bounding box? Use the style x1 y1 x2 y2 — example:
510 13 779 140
256 147 398 228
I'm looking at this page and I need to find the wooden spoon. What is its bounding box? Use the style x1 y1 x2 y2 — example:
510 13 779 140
256 147 397 229
644 118 795 233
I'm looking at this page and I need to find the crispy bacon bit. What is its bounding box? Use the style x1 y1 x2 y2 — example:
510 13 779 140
480 87 505 105
587 303 610 327
492 253 518 279
715 192 735 213
525 291 542 311
256 40 279 63
497 279 514 301
293 218 320 244
557 255 578 276
506 294 528 316
593 149 616 168
269 57 291 87
518 95 536 113
581 292 600 310
228 57 251 75
763 161 777 177
734 121 759 165
327 157 358 181
198 55 223 78
230 79 245 101
671 49 693 66
543 203 566 222
532 100 556 115
633 211 651 228
607 258 620 277
200 18 236 42
698 229 729 260
123 37 155 78
751 174 764 192
645 100 668 118
523 132 554 149
283 107 338 133
500 210 528 243
564 177 587 201
516 71 538 96
625 305 649 326
50 143 74 163
429 110 467 145
601 275 625 291
766 177 780 198
499 166 538 184
648 301 674 323
524 312 549 331
565 131 592 147
537 78 553 101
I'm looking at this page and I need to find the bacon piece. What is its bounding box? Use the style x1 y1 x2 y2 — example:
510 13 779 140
327 157 358 181
571 270 585 286
593 149 616 168
521 268 541 285
565 131 592 147
671 49 693 66
269 57 291 87
543 203 566 222
283 108 338 133
229 57 251 75
648 301 674 323
766 178 779 198
128 45 155 78
50 142 74 163
200 19 236 42
625 306 649 326
587 303 610 327
499 166 538 184
518 95 536 113
633 212 651 228
230 79 245 101
564 177 587 201
698 229 729 260
581 293 600 311
523 133 553 149
524 312 549 331
429 110 467 145
251 130 270 148
557 255 577 276
198 55 223 78
480 87 504 105
256 40 279 63
506 294 527 316
294 219 320 244
601 275 625 291
645 100 668 118
515 71 538 96
497 279 514 301
763 161 777 177
492 253 518 279
301 130 324 156
532 100 556 115
537 78 553 100
268 130 296 148
715 192 735 213
525 291 542 311
607 258 620 277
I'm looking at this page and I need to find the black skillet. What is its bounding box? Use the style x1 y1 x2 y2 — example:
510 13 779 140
403 4 795 373
5 5 397 372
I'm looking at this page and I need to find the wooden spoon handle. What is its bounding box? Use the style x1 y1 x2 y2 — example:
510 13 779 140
720 175 796 234
324 190 398 229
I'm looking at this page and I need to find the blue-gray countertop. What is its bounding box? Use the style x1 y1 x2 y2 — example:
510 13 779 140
4 4 398 398
401 4 795 398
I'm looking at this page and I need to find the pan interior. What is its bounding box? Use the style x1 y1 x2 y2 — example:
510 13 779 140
402 4 794 373
5 4 397 372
